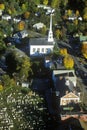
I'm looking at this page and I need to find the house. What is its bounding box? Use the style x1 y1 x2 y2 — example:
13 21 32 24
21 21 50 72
33 22 45 30
52 73 80 107
60 92 80 106
80 36 87 42
52 69 77 87
17 81 29 88
2 14 11 21
13 30 28 39
29 37 54 56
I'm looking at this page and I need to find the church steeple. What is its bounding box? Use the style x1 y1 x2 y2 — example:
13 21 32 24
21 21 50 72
48 13 54 42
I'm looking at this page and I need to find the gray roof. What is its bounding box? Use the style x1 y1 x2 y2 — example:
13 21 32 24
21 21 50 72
29 37 54 46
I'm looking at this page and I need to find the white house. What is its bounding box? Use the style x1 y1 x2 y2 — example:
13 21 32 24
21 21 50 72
2 14 11 21
13 30 28 38
33 22 45 30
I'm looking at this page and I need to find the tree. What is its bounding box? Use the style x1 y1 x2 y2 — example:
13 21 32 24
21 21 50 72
2 75 12 87
16 56 32 81
6 49 32 81
81 42 87 59
40 25 47 35
43 0 48 5
83 7 87 22
75 10 80 17
51 0 60 8
18 21 25 30
67 9 72 17
0 3 5 10
60 48 68 56
55 29 62 39
73 19 78 26
63 55 74 69
24 11 30 19
0 38 6 53
0 84 3 91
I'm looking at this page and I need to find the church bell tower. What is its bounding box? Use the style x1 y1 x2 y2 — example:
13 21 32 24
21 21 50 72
48 13 54 43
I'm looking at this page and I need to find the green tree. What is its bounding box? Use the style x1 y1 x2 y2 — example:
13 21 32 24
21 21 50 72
40 25 47 35
16 57 32 82
2 75 11 87
43 0 48 5
51 0 61 8
0 38 6 54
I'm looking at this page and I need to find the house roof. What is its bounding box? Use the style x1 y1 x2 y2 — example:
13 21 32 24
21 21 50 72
29 37 54 46
53 69 75 76
33 22 45 29
61 92 79 99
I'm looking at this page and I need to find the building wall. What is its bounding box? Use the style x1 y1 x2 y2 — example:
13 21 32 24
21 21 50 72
30 45 54 56
60 97 79 105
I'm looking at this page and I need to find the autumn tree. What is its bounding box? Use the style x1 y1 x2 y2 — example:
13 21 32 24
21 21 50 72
67 9 72 17
6 49 32 81
18 21 25 30
0 84 3 91
60 48 68 56
43 0 48 5
2 75 15 88
83 7 87 21
51 0 60 8
0 3 5 10
16 56 32 82
81 42 87 59
75 10 80 17
55 29 62 40
63 55 74 69
73 19 78 26
23 11 30 19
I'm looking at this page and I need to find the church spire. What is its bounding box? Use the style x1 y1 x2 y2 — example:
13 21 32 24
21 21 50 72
48 13 54 42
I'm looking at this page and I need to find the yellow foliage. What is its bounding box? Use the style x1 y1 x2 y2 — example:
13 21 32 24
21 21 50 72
24 11 30 19
18 21 25 31
0 85 3 91
67 9 72 16
22 4 26 10
8 9 12 15
0 4 5 10
55 29 62 39
63 55 74 69
75 10 79 17
60 48 68 56
43 0 48 5
83 14 87 21
81 42 87 59
73 19 78 26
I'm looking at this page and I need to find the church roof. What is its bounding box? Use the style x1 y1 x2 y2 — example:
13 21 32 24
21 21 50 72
29 37 54 46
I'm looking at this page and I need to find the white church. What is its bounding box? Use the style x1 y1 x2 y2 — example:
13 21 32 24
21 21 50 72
29 14 55 56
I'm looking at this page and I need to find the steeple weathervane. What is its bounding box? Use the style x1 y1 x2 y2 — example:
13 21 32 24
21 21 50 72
48 13 54 42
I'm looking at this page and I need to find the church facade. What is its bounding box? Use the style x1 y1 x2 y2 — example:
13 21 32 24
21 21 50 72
29 13 55 56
